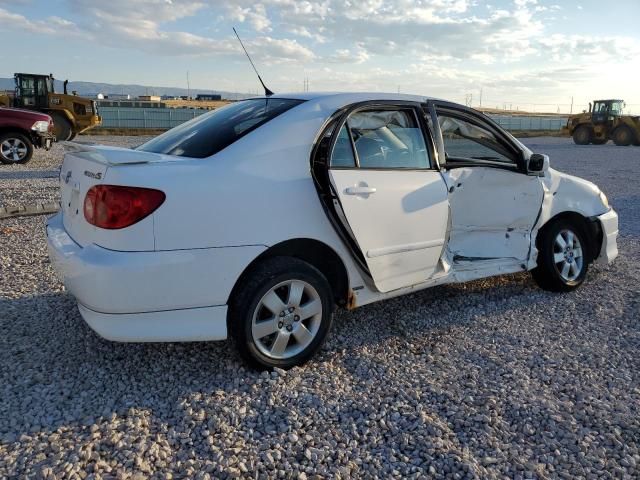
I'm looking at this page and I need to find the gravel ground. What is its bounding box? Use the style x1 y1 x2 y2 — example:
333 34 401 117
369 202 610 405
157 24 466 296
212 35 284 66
1 137 639 479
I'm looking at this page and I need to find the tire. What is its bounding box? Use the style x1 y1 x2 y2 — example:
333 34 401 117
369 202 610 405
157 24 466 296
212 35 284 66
612 126 634 146
51 113 73 141
228 257 334 370
532 218 589 292
67 132 77 141
572 125 592 145
0 132 34 164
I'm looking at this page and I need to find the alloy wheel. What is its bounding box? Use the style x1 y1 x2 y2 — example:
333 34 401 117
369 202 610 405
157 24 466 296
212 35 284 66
1 138 28 162
251 279 323 360
553 229 584 282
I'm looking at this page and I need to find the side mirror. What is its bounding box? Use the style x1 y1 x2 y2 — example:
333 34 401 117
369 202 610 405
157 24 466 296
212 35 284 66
528 153 549 175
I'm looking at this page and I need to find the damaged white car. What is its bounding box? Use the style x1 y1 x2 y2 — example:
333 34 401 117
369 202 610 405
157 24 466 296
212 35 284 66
46 93 618 369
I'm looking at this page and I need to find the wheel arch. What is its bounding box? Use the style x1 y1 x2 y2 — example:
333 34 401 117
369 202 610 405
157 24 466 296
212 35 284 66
536 211 602 263
227 237 351 308
572 122 593 133
45 108 75 124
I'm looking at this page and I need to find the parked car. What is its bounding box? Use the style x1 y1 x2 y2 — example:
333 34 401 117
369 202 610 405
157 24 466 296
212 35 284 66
46 93 619 369
0 107 54 164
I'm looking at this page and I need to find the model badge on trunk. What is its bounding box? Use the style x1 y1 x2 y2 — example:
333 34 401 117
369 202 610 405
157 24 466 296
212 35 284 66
84 170 102 180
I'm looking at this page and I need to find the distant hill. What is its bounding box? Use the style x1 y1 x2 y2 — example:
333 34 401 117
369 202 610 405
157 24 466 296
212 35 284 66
0 77 252 100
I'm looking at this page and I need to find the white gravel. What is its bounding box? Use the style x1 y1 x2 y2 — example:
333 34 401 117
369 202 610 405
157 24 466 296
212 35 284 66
1 137 639 479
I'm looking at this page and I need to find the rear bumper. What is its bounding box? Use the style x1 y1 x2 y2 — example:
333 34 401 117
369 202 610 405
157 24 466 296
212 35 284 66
78 303 227 342
593 209 618 265
46 212 265 342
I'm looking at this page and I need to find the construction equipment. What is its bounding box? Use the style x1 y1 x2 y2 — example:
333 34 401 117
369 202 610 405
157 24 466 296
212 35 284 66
564 99 640 146
0 73 101 140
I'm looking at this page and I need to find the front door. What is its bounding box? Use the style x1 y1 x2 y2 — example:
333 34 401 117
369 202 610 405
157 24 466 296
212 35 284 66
328 106 449 292
432 104 544 264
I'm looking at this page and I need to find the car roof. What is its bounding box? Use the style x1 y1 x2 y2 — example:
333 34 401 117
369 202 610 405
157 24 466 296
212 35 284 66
246 91 441 103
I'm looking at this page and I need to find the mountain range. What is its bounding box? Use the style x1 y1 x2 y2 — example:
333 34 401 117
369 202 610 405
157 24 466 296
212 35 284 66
0 77 251 100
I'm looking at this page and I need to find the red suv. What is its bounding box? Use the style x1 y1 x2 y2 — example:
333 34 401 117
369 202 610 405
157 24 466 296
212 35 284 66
0 107 54 164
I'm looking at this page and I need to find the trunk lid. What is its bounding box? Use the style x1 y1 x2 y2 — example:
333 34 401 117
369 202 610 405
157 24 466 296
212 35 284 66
59 144 163 249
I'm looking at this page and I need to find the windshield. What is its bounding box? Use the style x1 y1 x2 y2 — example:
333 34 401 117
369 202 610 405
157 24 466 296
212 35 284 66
137 98 304 158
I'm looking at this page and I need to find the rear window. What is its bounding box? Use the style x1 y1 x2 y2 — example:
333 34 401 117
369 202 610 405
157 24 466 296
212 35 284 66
137 98 304 158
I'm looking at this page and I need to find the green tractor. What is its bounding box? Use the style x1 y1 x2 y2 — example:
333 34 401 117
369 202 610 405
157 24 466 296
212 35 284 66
0 73 101 141
564 99 640 146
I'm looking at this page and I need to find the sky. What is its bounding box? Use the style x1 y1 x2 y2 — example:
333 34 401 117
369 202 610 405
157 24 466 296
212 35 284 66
1 0 639 113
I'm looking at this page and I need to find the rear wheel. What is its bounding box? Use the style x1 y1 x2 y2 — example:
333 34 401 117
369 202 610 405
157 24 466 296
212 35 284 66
0 132 33 164
51 113 73 141
228 257 334 370
572 125 592 145
613 126 634 146
532 218 589 292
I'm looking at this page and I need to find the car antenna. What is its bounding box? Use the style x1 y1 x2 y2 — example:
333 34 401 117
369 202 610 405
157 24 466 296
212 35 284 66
233 27 274 97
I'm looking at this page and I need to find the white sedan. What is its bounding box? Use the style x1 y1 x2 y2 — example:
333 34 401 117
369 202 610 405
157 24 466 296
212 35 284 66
47 93 619 369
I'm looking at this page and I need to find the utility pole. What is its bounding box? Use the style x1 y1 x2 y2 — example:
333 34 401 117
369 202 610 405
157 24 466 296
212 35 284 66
187 71 191 100
479 87 483 108
570 96 574 114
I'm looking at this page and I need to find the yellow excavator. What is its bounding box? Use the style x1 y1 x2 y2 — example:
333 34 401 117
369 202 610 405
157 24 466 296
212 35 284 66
0 73 101 140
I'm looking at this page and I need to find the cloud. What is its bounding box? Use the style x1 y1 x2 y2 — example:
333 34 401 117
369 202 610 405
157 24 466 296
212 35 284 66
1 0 639 107
325 47 369 64
0 7 82 35
537 34 640 63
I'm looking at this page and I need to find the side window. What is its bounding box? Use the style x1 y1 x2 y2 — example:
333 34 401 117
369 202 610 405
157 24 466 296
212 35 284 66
437 113 515 164
330 124 356 167
348 109 430 169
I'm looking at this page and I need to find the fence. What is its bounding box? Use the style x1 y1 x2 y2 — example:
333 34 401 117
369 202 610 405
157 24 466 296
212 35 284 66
489 115 568 131
98 107 208 129
97 107 567 132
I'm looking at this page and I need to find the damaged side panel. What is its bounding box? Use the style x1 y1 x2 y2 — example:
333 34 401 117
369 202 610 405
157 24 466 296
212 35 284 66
444 167 544 264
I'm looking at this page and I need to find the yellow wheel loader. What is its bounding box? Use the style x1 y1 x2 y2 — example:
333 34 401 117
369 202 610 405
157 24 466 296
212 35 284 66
563 99 640 146
0 73 101 141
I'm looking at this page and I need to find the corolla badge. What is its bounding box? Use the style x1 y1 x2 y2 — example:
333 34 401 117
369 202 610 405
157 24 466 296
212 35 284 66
84 170 102 180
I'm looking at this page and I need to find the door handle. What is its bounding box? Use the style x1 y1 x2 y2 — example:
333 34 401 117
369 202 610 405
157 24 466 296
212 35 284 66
345 186 377 195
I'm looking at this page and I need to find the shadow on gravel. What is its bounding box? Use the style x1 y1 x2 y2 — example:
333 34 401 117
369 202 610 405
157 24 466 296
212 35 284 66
0 170 59 180
0 292 241 441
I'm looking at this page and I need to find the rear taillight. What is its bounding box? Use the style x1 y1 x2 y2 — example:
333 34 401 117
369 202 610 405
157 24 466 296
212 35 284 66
84 185 165 229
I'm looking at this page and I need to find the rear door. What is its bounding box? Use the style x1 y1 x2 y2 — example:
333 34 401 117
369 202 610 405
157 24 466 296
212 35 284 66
327 104 449 292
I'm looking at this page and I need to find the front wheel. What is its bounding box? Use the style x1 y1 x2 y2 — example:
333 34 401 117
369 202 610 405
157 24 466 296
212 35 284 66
613 126 634 146
532 219 589 292
0 132 34 164
228 257 334 370
572 125 592 145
